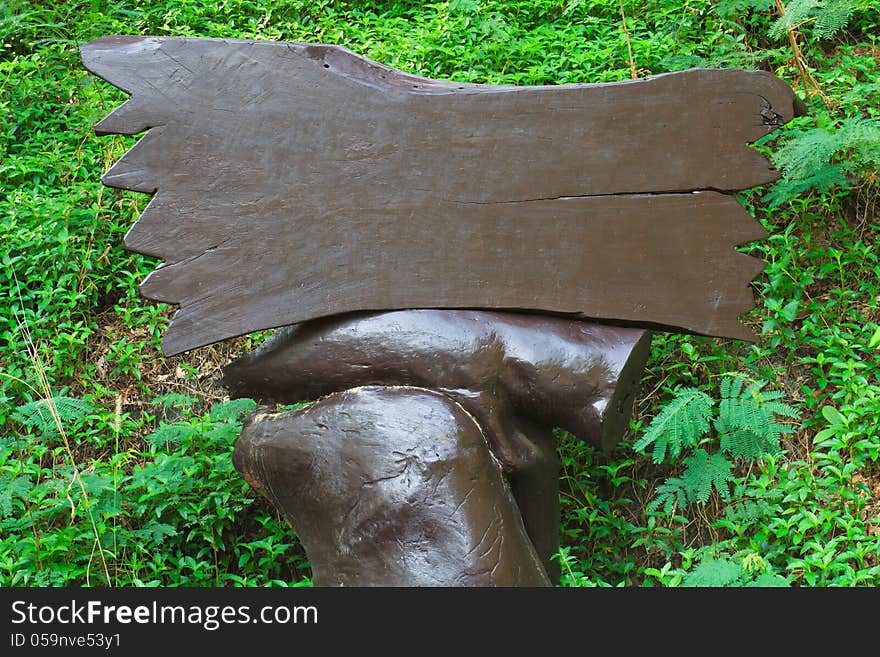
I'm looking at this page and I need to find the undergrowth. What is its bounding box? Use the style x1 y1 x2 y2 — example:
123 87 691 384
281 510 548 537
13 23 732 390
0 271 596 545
1 0 878 586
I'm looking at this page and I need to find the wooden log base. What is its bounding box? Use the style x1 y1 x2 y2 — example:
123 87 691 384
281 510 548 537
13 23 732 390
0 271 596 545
225 312 652 583
233 386 552 587
223 310 653 464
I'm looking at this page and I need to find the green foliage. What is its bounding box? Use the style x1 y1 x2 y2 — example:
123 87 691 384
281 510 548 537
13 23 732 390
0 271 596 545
682 555 789 587
2 0 879 588
651 449 733 514
632 388 714 463
0 475 34 518
770 0 859 40
765 118 880 208
641 374 800 514
0 394 310 586
10 395 95 437
208 398 258 422
717 374 799 459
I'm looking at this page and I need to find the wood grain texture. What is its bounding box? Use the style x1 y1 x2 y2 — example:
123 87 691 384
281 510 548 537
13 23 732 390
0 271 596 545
81 36 801 355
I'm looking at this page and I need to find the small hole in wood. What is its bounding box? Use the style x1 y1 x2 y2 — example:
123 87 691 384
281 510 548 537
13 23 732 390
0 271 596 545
323 63 330 69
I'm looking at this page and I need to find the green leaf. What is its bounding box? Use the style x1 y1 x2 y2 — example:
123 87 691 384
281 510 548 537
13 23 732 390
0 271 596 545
208 398 257 422
0 475 34 517
152 393 199 409
747 573 791 587
813 427 839 444
145 423 198 447
780 299 799 322
821 405 846 426
633 387 714 463
682 558 742 587
11 396 95 437
869 326 880 349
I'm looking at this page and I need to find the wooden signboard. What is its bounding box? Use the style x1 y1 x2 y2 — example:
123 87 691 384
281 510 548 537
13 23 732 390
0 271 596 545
81 36 801 356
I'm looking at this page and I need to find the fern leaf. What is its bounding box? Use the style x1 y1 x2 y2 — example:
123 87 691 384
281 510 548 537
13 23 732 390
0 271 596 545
131 521 179 545
720 428 766 460
756 390 786 402
682 557 742 587
714 0 775 17
717 375 799 459
760 401 800 420
682 449 713 504
725 499 766 523
681 449 733 503
75 471 118 515
208 398 257 422
633 387 714 463
647 477 688 515
709 452 733 501
11 396 95 436
747 572 791 587
766 118 880 207
720 373 747 401
145 423 198 448
812 0 857 39
0 475 34 518
152 393 199 409
770 0 856 41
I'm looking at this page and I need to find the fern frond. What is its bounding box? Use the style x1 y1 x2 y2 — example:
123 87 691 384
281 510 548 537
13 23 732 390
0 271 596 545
130 522 179 545
0 475 34 517
647 477 688 515
633 387 714 463
766 118 880 207
709 452 734 501
725 499 778 523
11 396 95 436
720 373 747 401
682 557 742 587
770 0 856 41
208 398 257 422
717 374 799 459
756 390 786 402
152 393 199 409
145 423 198 448
746 572 791 587
720 428 767 460
719 396 763 435
760 401 800 419
713 0 775 17
681 449 733 503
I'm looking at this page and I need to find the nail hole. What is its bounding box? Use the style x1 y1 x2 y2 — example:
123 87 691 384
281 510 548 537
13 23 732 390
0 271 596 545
323 63 330 69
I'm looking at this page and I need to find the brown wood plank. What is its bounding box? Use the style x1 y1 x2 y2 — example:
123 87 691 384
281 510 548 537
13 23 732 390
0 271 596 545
81 36 800 355
142 191 762 354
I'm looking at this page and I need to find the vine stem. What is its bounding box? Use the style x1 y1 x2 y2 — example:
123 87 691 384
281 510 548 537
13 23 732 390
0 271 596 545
772 0 830 109
618 0 638 79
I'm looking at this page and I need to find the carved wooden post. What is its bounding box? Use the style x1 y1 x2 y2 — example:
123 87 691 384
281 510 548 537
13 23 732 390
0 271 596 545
82 36 802 586
233 387 552 586
223 310 652 582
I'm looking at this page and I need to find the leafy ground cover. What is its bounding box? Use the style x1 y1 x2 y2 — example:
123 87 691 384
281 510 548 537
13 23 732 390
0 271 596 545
1 0 878 586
